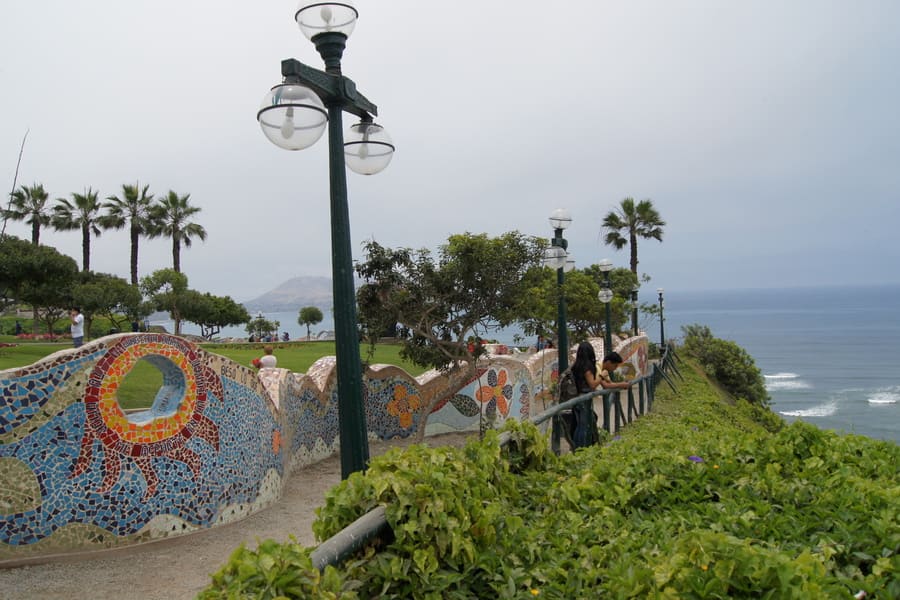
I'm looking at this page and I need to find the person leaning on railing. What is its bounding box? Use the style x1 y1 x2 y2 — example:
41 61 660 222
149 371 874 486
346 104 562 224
570 344 627 448
597 351 632 391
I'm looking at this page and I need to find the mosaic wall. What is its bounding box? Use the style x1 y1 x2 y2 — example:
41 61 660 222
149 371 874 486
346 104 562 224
0 333 647 563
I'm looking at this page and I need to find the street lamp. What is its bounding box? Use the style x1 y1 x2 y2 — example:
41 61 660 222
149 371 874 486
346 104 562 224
545 209 571 372
257 1 395 479
657 287 665 349
631 284 640 337
597 259 614 354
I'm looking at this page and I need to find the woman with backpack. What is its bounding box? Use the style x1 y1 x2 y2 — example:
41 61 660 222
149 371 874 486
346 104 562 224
568 343 631 448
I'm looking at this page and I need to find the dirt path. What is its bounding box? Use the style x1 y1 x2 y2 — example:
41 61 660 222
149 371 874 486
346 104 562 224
0 433 474 600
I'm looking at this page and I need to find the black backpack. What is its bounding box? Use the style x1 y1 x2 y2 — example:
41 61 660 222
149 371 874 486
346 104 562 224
558 367 578 403
557 367 599 449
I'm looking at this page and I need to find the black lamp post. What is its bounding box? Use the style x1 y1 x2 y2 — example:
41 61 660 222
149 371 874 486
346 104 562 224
631 284 640 337
597 258 614 355
657 287 665 349
257 1 395 479
545 209 572 372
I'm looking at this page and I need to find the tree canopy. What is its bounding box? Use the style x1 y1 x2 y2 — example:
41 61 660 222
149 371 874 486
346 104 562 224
356 231 545 439
149 190 207 273
51 187 106 272
180 291 250 340
601 197 665 275
298 306 324 340
140 268 189 335
0 235 78 330
3 183 51 245
71 271 147 336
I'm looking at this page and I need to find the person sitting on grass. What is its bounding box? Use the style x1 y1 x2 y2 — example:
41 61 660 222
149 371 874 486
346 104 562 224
252 345 277 370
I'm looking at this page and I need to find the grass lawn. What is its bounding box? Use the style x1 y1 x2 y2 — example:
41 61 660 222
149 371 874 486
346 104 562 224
0 338 426 410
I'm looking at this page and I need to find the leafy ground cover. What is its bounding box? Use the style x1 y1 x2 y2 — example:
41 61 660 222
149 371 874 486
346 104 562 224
200 359 899 599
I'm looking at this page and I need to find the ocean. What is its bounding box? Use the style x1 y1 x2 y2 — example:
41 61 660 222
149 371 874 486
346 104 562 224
167 284 899 443
662 284 900 444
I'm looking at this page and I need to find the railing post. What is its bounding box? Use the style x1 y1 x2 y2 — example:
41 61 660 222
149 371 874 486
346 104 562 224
602 393 612 434
551 415 562 455
627 386 635 423
613 391 624 432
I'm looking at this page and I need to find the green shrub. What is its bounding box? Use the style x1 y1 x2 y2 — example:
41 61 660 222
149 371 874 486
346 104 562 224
681 323 770 405
198 538 358 599
201 357 899 598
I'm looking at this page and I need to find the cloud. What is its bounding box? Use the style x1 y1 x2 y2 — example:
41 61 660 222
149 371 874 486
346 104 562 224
2 0 898 302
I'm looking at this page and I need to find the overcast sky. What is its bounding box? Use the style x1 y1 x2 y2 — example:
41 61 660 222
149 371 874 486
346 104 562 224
2 1 898 305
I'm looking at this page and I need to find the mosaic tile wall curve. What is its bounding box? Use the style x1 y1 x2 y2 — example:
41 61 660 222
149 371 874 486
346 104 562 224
0 333 647 563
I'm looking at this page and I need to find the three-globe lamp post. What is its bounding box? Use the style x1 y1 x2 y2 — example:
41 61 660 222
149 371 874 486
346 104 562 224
631 284 640 337
257 1 395 479
657 287 666 350
545 209 572 372
597 259 614 356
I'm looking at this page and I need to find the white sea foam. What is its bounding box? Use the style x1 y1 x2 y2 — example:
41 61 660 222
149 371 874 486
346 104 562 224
764 372 812 391
868 390 900 405
766 372 798 379
779 400 838 418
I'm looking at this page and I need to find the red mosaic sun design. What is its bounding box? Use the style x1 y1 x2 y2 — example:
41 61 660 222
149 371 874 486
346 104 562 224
70 336 221 500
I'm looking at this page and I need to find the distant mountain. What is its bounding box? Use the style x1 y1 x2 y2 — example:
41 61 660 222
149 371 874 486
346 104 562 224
242 276 334 312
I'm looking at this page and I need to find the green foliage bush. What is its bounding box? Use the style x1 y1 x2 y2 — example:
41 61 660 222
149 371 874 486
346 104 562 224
681 323 770 405
199 539 357 599
201 358 899 598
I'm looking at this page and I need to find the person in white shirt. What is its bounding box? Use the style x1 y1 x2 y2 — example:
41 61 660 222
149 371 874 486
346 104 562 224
258 345 277 368
70 307 85 348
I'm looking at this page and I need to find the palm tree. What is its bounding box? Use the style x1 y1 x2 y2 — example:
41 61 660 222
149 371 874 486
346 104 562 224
601 197 666 274
51 187 106 271
150 190 207 273
102 183 156 285
4 183 52 245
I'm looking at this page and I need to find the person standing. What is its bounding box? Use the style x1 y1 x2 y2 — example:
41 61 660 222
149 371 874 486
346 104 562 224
70 307 85 348
569 344 632 448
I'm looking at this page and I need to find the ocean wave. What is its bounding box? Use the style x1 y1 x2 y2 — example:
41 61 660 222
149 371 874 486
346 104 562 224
766 372 799 379
764 372 812 391
868 390 900 405
779 400 838 418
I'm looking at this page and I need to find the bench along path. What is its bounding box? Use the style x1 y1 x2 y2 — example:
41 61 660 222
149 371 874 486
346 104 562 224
0 433 473 600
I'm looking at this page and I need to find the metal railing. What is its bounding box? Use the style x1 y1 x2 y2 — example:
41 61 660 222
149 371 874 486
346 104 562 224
309 345 681 570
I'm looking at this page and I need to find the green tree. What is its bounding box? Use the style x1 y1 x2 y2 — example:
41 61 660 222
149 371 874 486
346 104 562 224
51 187 107 272
18 246 79 337
181 291 250 340
140 268 189 335
356 231 545 440
4 183 52 245
149 190 207 273
246 316 279 341
0 235 35 308
514 264 637 346
102 183 156 285
71 272 146 336
298 306 324 340
601 197 665 275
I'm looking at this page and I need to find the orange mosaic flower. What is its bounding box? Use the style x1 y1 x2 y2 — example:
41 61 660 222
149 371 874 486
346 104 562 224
475 368 512 416
387 385 421 429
